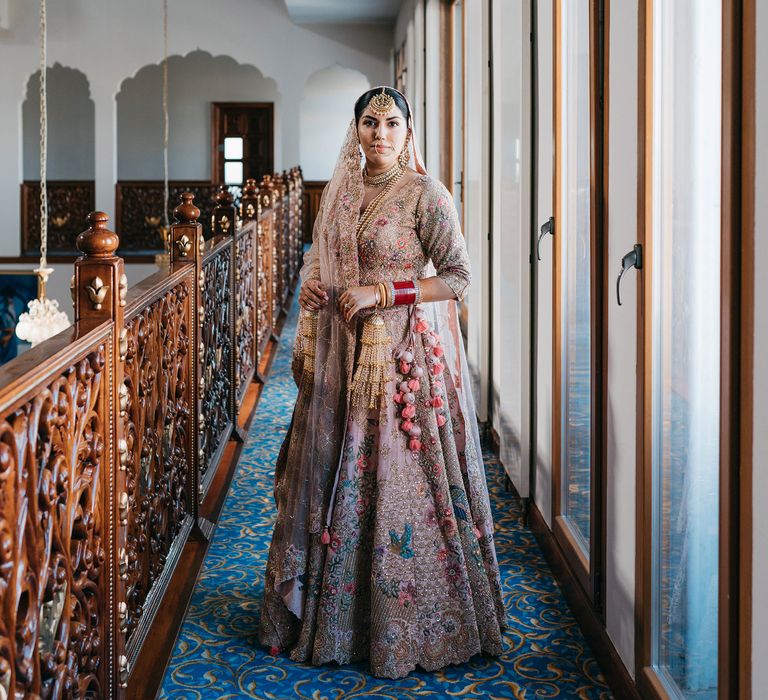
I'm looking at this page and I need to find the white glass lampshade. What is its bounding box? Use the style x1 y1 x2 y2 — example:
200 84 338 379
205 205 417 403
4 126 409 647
16 296 70 347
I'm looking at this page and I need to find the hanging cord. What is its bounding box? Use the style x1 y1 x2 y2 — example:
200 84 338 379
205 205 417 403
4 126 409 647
162 0 170 233
39 0 48 277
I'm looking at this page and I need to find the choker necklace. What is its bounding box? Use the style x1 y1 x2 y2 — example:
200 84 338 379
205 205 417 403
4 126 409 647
364 161 403 187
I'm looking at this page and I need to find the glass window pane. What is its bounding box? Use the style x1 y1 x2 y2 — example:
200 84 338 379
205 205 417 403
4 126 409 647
651 1 721 697
224 161 243 185
224 137 243 160
560 0 591 552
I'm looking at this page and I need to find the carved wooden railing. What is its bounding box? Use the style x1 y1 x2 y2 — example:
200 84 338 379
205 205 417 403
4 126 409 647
0 321 115 698
302 178 327 245
20 180 95 255
0 168 304 697
114 181 220 254
118 264 195 669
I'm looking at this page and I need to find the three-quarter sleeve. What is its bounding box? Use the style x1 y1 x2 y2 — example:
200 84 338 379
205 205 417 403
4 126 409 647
415 178 471 301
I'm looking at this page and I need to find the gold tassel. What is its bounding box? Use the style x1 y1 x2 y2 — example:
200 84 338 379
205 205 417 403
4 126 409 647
299 308 318 392
349 313 391 409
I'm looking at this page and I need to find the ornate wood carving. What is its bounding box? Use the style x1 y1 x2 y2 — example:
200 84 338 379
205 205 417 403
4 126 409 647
21 181 95 255
0 345 108 698
273 174 288 313
256 181 276 353
235 226 256 403
302 180 327 246
121 281 191 648
115 182 219 253
200 243 232 493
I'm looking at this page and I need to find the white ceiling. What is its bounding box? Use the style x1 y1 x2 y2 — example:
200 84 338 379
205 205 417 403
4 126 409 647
284 0 403 24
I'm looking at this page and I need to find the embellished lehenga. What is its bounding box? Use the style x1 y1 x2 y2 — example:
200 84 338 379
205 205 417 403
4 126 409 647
258 117 505 679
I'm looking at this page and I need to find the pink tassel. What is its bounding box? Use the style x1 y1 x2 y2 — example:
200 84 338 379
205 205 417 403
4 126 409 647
409 438 422 452
399 361 411 374
430 363 444 376
432 396 444 409
401 420 414 433
414 320 429 333
473 526 482 539
393 392 403 404
401 404 416 419
321 527 331 545
433 345 444 358
436 414 447 428
407 378 420 391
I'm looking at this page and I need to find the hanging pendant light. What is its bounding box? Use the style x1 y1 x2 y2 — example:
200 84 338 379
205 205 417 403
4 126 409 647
16 0 70 347
155 0 171 268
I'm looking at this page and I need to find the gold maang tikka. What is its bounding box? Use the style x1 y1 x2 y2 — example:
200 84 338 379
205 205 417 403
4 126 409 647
369 87 395 116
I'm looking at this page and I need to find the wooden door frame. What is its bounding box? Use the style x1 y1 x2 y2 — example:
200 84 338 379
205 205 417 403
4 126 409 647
635 0 754 697
551 0 608 609
210 102 275 185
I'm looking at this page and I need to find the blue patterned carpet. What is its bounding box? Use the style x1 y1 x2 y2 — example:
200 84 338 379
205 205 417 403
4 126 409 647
160 291 612 700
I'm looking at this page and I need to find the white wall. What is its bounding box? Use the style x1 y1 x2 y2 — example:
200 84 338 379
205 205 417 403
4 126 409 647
0 0 391 255
23 64 94 180
117 51 279 180
299 65 370 181
490 0 531 495
752 0 768 688
605 0 638 675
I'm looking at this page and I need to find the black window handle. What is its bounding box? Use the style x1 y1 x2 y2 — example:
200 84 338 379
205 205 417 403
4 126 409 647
616 243 643 306
537 216 554 261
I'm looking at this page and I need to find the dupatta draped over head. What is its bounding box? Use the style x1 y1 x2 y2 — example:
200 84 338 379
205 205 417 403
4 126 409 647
271 88 491 619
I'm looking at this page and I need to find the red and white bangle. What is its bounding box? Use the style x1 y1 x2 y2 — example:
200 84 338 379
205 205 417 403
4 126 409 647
392 280 417 306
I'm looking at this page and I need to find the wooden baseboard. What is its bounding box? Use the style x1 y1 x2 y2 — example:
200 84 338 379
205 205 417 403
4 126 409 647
527 501 640 700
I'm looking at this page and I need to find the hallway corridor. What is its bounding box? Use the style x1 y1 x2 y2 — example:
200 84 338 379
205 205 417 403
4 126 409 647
159 291 612 699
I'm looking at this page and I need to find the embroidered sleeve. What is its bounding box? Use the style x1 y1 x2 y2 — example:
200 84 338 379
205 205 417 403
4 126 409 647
416 178 471 301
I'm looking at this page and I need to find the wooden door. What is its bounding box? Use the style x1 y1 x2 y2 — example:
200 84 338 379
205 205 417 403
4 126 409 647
211 102 274 185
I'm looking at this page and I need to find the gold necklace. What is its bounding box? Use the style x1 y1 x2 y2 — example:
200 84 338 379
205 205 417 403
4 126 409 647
363 161 402 187
357 165 405 237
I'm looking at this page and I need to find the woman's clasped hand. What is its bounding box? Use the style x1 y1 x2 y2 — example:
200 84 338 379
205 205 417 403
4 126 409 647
298 279 328 310
299 279 380 324
338 285 378 322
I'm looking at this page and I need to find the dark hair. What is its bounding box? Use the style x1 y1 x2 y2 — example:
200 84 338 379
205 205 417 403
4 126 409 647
354 87 410 123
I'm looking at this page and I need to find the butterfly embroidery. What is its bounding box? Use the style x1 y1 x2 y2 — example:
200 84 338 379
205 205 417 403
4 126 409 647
389 523 414 559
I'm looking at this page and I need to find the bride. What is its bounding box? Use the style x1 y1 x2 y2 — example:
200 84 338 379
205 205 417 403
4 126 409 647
259 86 505 679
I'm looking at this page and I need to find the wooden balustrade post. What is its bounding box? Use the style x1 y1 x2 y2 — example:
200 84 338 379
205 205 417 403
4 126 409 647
293 167 304 278
213 186 244 442
241 178 259 224
169 193 212 538
261 174 280 335
72 210 127 695
241 178 263 383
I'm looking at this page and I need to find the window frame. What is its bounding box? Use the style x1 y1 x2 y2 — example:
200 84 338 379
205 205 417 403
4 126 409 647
634 1 754 697
551 0 608 611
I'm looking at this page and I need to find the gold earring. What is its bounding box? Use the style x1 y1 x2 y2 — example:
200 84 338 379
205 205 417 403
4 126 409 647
398 142 410 169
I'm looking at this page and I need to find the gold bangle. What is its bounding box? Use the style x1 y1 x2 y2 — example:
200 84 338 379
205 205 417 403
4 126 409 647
378 282 387 308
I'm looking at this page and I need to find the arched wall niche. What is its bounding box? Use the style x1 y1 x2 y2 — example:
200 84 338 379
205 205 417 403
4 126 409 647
22 64 95 180
299 65 370 180
116 50 280 180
